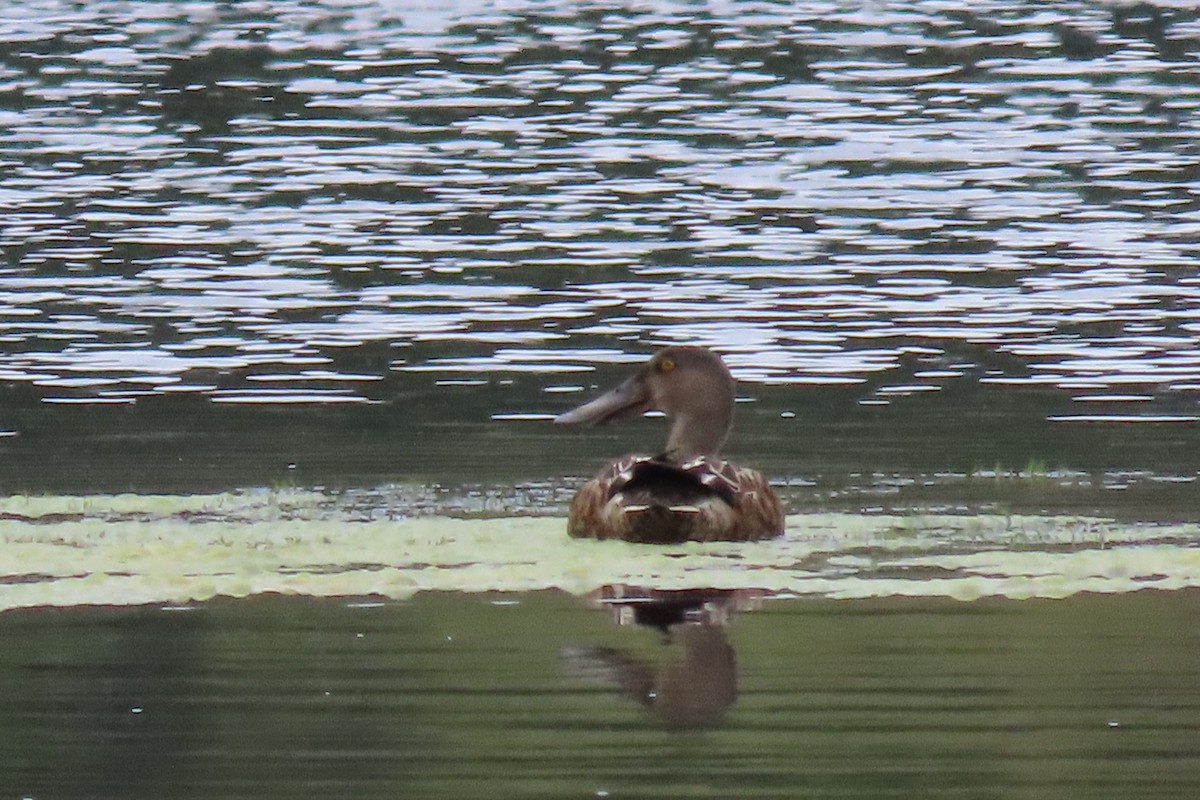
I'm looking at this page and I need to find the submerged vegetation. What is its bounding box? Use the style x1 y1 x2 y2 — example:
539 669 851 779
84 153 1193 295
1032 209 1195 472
0 489 1197 612
978 459 1055 481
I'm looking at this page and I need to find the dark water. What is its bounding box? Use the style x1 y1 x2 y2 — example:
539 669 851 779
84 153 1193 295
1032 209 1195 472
0 1 1199 509
3 591 1199 799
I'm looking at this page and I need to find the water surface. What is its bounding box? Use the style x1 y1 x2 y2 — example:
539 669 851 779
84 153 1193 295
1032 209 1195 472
4 591 1199 799
0 0 1199 508
1 5 1199 795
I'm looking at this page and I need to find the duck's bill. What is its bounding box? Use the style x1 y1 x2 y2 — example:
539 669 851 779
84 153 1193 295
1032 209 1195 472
555 375 649 426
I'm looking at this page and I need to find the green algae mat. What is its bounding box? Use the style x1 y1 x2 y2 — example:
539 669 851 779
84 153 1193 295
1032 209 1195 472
2 490 1197 611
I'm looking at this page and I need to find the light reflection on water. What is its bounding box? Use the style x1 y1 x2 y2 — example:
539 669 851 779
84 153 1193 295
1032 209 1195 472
2 8 1198 795
0 1 1199 493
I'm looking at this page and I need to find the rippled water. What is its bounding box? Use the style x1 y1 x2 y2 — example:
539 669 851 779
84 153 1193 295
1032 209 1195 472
2 2 1200 496
4 592 1200 799
3 6 1200 795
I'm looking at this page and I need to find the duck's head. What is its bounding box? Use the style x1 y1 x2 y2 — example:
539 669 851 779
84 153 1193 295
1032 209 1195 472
555 346 735 460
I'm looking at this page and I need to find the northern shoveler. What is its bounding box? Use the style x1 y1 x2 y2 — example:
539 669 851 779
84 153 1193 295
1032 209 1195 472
555 346 785 543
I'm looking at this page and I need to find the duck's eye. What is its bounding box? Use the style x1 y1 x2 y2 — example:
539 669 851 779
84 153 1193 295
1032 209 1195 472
658 357 675 373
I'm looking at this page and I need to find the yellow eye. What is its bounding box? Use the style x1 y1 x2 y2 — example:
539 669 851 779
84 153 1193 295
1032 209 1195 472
658 357 675 373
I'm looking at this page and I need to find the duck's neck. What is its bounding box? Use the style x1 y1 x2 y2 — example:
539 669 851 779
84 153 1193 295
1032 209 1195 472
664 408 731 462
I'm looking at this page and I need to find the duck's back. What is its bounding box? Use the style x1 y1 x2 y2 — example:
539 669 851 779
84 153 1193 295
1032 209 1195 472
567 455 784 544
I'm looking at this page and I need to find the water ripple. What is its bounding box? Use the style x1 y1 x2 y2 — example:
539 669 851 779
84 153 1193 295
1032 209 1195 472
0 0 1197 424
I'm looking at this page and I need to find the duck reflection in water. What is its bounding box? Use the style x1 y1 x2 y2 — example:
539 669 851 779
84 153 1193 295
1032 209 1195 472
562 587 762 730
556 346 784 543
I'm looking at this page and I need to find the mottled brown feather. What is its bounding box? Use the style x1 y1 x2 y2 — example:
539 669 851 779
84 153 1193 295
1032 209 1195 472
567 454 784 543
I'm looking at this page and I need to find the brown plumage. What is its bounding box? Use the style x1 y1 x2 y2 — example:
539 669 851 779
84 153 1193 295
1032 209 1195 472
556 347 784 544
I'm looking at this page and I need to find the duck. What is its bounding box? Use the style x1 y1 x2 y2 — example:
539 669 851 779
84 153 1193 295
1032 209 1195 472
555 346 784 543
